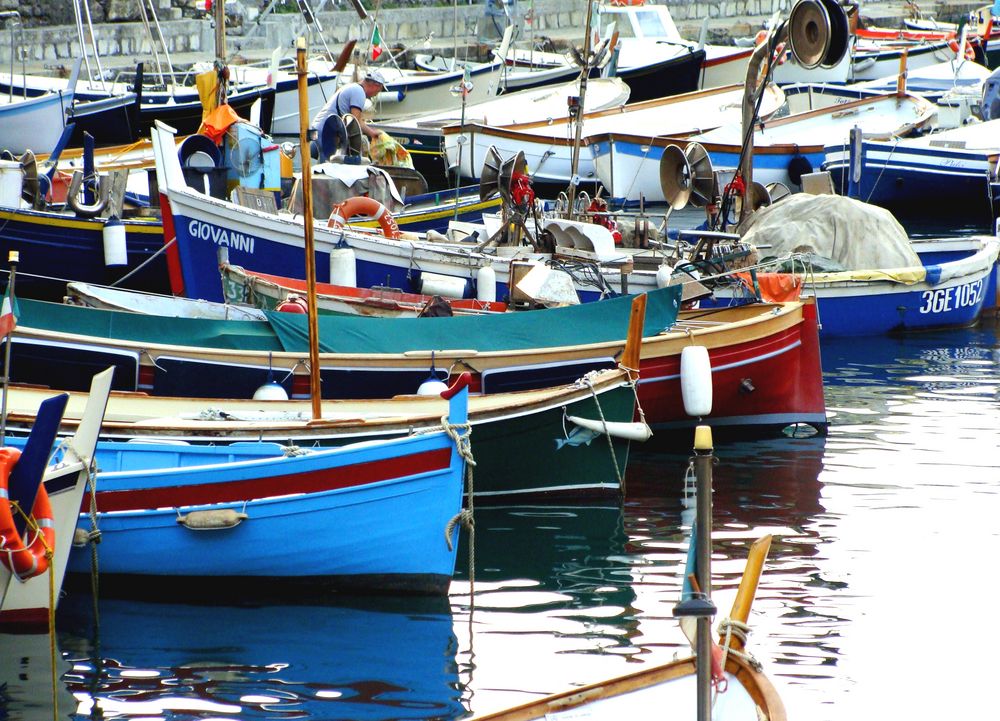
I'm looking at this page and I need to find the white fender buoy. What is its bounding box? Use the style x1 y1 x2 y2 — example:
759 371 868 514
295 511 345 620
566 416 653 442
253 380 289 400
419 272 467 299
417 378 449 395
329 246 357 287
476 265 497 303
655 263 673 289
680 345 713 417
103 215 128 266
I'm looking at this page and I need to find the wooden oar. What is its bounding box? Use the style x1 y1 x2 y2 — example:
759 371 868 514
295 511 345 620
721 534 772 652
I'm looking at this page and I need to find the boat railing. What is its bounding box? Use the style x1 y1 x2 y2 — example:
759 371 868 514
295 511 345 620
0 10 25 102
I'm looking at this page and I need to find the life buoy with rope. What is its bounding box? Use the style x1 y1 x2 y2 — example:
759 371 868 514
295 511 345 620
947 38 976 61
327 196 401 239
0 448 55 581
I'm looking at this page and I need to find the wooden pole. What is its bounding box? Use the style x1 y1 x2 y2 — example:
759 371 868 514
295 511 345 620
297 38 322 420
0 250 17 445
567 0 594 219
692 423 714 721
214 0 226 63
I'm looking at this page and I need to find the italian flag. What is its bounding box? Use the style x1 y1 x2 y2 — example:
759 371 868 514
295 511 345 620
371 24 383 61
0 280 17 337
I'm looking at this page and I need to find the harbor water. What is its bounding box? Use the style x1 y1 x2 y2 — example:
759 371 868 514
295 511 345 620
2 320 998 720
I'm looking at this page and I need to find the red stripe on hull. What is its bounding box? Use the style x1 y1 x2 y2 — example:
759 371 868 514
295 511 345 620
637 309 826 426
0 607 48 628
87 448 452 513
160 192 185 296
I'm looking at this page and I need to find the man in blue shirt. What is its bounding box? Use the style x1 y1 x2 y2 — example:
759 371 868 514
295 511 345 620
310 69 387 140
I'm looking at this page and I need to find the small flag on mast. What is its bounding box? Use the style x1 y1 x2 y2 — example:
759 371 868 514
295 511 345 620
371 24 383 61
0 280 18 338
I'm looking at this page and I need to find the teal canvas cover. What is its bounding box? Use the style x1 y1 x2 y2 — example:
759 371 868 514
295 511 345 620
16 285 682 355
17 298 286 351
265 285 683 354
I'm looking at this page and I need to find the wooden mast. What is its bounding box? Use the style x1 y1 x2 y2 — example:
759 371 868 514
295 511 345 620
296 37 322 420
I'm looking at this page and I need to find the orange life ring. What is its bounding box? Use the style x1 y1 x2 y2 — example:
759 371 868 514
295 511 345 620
0 448 54 581
327 196 401 239
948 38 976 61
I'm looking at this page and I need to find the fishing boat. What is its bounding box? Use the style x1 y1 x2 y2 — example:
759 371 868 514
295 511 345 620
822 119 1000 231
4 286 827 437
63 375 472 595
218 264 507 316
4 365 642 501
495 0 748 93
151 119 662 303
65 281 268 320
467 535 785 721
0 88 74 156
375 77 631 190
0 175 170 302
0 367 112 628
442 83 785 188
712 194 1000 334
590 84 936 203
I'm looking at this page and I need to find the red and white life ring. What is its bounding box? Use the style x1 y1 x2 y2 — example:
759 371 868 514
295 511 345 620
0 448 55 581
327 196 401 239
948 38 976 61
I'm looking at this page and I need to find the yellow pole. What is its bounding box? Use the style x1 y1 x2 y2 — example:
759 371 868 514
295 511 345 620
296 37 322 420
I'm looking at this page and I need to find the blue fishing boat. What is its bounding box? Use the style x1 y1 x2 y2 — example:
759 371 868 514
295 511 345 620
822 119 1000 232
62 377 472 595
710 195 1000 335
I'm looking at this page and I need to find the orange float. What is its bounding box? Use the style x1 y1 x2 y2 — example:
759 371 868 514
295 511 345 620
327 196 401 239
0 448 55 581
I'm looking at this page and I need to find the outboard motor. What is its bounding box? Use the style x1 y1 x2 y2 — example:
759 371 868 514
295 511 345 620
981 66 1000 121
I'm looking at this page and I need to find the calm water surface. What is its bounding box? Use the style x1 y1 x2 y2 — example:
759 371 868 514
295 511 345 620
2 323 999 721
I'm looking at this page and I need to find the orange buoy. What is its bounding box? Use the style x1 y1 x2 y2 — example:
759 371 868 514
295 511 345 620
0 448 55 581
327 196 401 239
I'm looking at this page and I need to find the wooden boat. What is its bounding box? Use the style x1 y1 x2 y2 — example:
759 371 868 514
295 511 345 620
4 287 827 437
468 535 786 721
152 120 671 303
822 119 1000 230
4 366 641 501
52 375 474 595
0 89 74 156
65 281 268 320
591 85 936 202
442 83 785 187
219 264 507 316
376 78 630 190
0 368 112 628
710 195 1000 334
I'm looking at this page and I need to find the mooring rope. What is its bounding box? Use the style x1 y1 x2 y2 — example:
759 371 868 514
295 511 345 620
713 617 763 707
579 372 624 494
441 417 476 625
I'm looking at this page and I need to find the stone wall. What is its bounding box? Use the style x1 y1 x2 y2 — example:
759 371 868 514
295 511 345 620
0 0 976 67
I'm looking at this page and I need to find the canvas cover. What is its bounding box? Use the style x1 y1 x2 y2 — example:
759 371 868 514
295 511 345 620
16 285 683 356
740 195 921 272
265 284 683 354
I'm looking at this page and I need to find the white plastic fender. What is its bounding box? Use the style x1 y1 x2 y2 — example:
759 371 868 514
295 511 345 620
566 416 653 442
103 215 128 266
417 378 450 396
329 246 357 287
655 263 673 289
419 272 467 299
680 345 713 417
476 265 497 303
253 380 289 401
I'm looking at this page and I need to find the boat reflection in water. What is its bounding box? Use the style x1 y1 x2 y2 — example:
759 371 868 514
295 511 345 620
0 631 77 721
56 596 463 721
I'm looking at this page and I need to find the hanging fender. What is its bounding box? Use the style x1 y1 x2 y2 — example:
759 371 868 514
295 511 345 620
327 196 401 239
66 170 109 218
0 448 55 581
566 416 653 442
